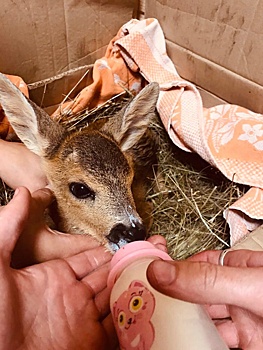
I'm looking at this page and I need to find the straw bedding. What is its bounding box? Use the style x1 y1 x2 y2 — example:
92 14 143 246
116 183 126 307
0 92 246 259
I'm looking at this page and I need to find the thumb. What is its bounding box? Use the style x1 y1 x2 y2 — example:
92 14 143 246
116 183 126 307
28 230 103 266
147 260 182 298
0 187 31 262
31 187 55 212
147 259 226 303
147 259 263 316
10 188 55 268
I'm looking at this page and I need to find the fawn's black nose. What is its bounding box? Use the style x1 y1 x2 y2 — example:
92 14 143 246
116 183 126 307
107 222 146 247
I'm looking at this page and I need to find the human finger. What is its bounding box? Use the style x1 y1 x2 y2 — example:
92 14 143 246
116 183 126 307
187 249 222 264
11 188 56 268
41 232 104 262
189 249 263 268
222 249 263 268
31 187 55 212
205 304 230 320
81 262 110 297
147 259 263 316
94 285 111 319
66 246 112 280
215 319 239 349
147 234 167 252
14 187 104 266
0 187 31 261
102 314 118 350
40 231 103 259
13 227 107 268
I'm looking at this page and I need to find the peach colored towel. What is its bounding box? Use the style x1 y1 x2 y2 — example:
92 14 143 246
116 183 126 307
52 35 145 117
114 18 263 246
3 19 261 246
55 18 262 245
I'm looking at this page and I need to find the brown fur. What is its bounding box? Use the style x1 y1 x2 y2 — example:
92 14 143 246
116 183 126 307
0 73 159 252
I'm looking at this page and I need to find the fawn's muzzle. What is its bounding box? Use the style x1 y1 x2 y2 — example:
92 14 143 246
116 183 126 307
107 222 146 247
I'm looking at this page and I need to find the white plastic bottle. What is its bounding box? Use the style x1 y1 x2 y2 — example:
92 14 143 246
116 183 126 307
108 241 229 350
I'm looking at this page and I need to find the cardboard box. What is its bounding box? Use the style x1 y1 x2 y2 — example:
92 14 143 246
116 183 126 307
2 0 261 115
145 0 263 113
1 1 262 244
0 0 136 83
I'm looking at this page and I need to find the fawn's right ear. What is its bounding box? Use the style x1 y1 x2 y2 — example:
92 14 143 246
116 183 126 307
111 82 160 152
0 73 66 158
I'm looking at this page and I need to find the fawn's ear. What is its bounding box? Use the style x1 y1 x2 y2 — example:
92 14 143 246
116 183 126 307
114 82 159 152
0 73 66 158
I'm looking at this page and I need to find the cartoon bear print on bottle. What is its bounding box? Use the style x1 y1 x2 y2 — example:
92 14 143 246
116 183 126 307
112 280 156 350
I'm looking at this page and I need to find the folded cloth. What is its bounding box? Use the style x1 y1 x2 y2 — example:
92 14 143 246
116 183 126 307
57 18 262 246
52 33 145 118
114 18 263 246
13 18 261 246
0 74 29 140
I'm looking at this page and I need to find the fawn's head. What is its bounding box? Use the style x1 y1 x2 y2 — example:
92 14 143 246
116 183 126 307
0 74 159 252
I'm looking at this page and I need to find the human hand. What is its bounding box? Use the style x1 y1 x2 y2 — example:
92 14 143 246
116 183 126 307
147 247 263 350
147 234 168 252
9 187 113 268
0 186 117 350
0 139 47 192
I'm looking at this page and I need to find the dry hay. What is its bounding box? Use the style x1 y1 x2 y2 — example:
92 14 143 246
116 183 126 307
0 91 247 260
0 180 13 206
147 120 246 260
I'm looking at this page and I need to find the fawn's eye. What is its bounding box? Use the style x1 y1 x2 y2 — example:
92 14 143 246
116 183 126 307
69 182 95 200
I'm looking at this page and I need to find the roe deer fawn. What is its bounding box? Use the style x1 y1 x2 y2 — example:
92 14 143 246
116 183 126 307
0 73 159 252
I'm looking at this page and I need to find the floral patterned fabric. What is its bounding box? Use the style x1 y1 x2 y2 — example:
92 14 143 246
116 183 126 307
2 18 261 245
115 18 263 245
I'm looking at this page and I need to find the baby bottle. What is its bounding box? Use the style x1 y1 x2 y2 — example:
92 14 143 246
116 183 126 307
108 241 229 350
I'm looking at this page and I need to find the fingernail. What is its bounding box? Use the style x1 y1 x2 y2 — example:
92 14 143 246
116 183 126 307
41 187 54 195
13 188 20 198
45 184 53 190
149 260 176 286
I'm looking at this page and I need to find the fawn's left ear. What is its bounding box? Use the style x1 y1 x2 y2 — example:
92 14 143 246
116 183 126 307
0 73 67 158
114 82 159 152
